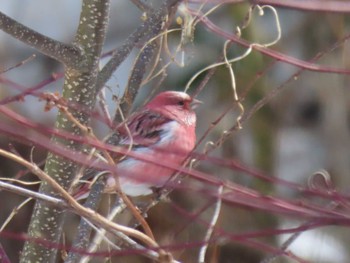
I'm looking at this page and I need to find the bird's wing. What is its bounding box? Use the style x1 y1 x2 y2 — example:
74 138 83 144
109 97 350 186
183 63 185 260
117 110 172 147
73 111 173 199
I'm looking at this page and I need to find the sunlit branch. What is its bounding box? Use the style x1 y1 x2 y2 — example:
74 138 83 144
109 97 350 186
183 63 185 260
0 181 67 209
198 185 223 263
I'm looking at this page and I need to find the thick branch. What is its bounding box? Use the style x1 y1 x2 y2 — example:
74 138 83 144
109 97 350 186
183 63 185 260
0 11 84 69
65 176 106 263
65 2 179 253
20 1 111 262
113 38 159 124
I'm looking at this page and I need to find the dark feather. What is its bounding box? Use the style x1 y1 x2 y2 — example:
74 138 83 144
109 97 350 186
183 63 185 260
73 110 172 197
117 110 172 147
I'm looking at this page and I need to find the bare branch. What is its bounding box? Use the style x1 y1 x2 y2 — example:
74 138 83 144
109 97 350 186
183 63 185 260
254 0 350 13
198 185 223 263
65 176 106 263
0 54 36 73
79 200 126 263
129 0 151 11
96 0 181 94
0 149 185 263
0 149 158 248
189 0 350 13
0 11 84 69
0 72 63 105
67 2 182 258
114 41 159 124
0 181 67 209
21 1 112 262
195 10 350 75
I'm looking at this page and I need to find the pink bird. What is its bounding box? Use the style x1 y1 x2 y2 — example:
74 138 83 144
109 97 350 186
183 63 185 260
76 91 200 197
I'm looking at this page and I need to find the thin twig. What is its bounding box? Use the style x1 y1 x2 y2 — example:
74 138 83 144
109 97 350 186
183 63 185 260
79 200 126 263
198 185 223 263
254 0 350 13
0 178 175 262
98 89 113 127
0 54 36 73
0 149 158 249
194 9 350 75
129 0 151 11
96 0 180 93
0 242 11 263
0 180 67 209
0 72 63 105
189 0 350 13
1 198 33 232
58 105 156 241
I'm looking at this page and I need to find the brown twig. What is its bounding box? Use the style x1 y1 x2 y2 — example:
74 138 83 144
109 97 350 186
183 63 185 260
189 0 350 13
0 148 158 248
57 104 156 241
194 9 350 75
96 0 180 94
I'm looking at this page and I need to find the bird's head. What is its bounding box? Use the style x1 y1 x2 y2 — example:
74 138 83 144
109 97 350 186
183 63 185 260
145 91 201 126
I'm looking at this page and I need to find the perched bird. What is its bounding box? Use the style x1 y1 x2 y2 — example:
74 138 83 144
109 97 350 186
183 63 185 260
75 91 200 198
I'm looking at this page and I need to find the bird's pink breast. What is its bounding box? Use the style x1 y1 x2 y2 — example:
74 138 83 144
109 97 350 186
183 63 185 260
115 120 196 196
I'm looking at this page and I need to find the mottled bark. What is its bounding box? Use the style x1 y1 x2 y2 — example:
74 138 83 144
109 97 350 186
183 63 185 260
20 1 110 262
0 0 183 261
67 1 181 260
0 11 84 69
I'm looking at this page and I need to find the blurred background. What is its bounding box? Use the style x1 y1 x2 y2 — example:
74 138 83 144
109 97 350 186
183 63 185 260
1 1 350 262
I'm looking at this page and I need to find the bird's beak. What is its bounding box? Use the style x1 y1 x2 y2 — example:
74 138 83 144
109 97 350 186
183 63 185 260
191 98 202 110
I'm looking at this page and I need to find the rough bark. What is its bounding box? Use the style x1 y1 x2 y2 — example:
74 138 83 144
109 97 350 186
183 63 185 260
20 1 110 262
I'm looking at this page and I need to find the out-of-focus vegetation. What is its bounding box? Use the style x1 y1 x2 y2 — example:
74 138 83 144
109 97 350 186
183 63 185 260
1 1 350 262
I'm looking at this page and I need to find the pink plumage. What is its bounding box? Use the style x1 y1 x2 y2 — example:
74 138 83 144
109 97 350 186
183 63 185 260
76 91 199 198
111 91 199 196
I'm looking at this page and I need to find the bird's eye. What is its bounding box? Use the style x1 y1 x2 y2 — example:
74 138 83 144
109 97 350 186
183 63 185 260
177 100 185 106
